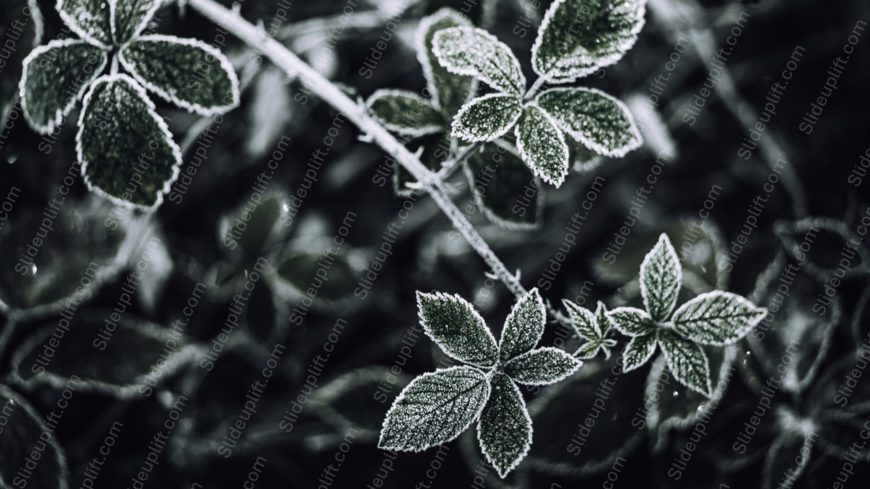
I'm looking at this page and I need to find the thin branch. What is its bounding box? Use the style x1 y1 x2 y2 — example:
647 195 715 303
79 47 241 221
188 0 574 329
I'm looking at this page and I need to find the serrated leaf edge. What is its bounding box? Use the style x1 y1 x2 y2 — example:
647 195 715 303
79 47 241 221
451 93 522 142
432 26 526 95
515 103 569 187
19 39 108 135
476 375 533 478
378 365 492 452
416 291 499 368
622 334 657 372
76 73 183 210
108 0 161 45
672 290 768 346
606 306 654 337
656 331 712 397
639 233 682 321
536 86 643 157
503 347 583 386
118 34 241 116
499 287 546 361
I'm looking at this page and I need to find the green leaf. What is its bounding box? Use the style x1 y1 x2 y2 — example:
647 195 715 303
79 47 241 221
606 307 654 336
77 74 182 208
220 191 291 257
11 313 198 398
0 385 69 489
564 299 599 341
502 347 582 385
366 89 443 137
119 35 240 116
536 87 642 157
415 7 475 115
1 0 42 126
532 0 645 82
417 291 499 368
20 39 107 134
379 366 491 451
452 94 522 142
477 373 532 478
433 26 526 95
622 333 657 371
640 233 682 322
671 291 768 346
464 143 541 229
499 288 545 362
657 329 712 397
110 0 160 44
515 104 569 187
57 0 112 47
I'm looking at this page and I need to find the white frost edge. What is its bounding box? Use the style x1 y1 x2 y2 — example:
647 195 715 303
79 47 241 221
622 334 657 372
503 347 583 386
514 103 569 188
562 299 599 341
9 316 201 400
499 288 546 361
451 93 522 143
461 158 543 231
365 88 444 137
118 34 241 116
414 7 473 112
639 233 682 321
76 73 183 210
476 374 533 478
378 365 492 452
56 0 111 49
108 0 162 44
0 384 70 489
18 39 108 135
536 86 643 158
605 306 653 337
530 0 646 83
416 291 500 368
671 290 768 346
656 330 712 397
432 26 525 96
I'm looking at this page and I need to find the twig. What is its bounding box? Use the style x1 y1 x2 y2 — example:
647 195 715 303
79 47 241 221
187 0 575 329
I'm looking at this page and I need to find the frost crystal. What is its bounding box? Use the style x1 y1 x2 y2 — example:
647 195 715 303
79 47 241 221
381 288 582 477
433 26 526 95
452 93 522 142
515 105 569 187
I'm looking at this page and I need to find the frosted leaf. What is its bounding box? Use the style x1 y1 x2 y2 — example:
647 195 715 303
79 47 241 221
531 0 645 82
433 26 526 95
464 143 541 230
499 288 545 362
417 291 499 368
77 74 182 209
20 40 107 134
762 427 816 489
57 0 112 47
110 0 160 44
366 89 443 137
623 333 657 371
1 0 42 126
415 8 476 115
566 301 616 360
672 291 767 346
606 306 654 336
537 87 642 157
515 104 569 187
657 329 711 397
477 373 532 478
502 347 582 385
11 313 198 398
378 366 491 451
452 93 522 142
119 35 240 116
0 385 69 489
639 233 682 321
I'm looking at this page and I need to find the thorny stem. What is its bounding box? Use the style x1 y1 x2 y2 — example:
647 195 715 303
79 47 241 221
188 0 575 329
